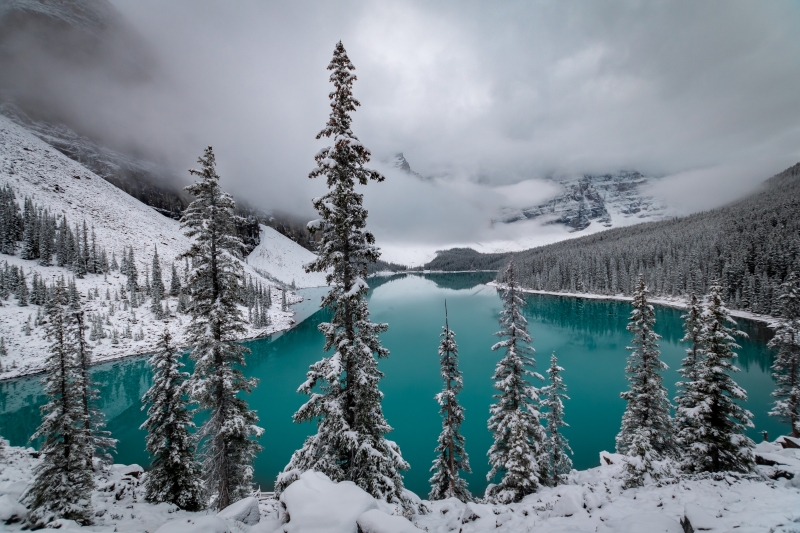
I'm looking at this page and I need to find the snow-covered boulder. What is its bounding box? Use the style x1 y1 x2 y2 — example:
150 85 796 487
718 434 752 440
357 509 420 533
551 485 586 517
600 450 624 466
154 516 231 533
681 503 729 532
114 463 144 479
0 494 27 524
599 513 683 533
217 496 260 525
279 470 377 533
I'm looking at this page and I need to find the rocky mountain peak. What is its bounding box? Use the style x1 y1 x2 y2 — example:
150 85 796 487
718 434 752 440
498 171 670 232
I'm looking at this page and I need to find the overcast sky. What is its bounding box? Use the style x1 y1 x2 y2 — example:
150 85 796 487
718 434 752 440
103 0 800 250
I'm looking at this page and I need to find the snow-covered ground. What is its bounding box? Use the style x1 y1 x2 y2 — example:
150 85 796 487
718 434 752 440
0 115 314 380
245 225 326 289
2 439 799 532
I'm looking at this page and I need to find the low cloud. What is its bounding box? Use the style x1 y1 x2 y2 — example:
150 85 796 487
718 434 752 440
5 0 800 243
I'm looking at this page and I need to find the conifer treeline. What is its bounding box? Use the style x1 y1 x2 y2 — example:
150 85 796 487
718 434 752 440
0 184 114 275
509 164 800 315
0 180 276 338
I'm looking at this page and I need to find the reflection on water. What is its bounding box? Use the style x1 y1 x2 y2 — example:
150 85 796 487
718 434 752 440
0 275 780 497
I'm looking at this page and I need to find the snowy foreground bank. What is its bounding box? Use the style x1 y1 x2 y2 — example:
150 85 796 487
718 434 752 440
2 440 799 533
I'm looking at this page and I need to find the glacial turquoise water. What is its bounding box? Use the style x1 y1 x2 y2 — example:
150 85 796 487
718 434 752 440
0 273 781 498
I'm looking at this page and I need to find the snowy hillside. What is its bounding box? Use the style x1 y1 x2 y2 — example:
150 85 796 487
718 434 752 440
246 225 326 288
0 115 303 380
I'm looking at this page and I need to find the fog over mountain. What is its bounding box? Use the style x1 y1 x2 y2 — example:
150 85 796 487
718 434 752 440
2 0 799 259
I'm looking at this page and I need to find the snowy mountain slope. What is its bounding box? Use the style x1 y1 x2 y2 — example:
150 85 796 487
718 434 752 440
498 171 672 231
0 115 302 380
0 0 119 37
245 225 326 288
0 103 188 219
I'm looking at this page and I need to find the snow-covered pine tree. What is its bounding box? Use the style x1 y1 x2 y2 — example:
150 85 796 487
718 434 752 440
622 428 657 488
615 275 674 459
73 307 116 463
542 353 572 486
768 272 800 438
429 302 471 502
38 214 54 267
675 294 704 444
16 270 28 306
680 281 755 473
81 221 90 275
141 328 204 510
486 256 546 503
23 280 95 527
277 42 409 508
151 246 165 318
181 146 262 510
494 410 539 504
169 263 181 297
74 224 87 279
126 247 138 294
281 287 287 312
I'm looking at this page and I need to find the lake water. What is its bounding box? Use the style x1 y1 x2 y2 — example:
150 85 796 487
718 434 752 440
0 273 780 498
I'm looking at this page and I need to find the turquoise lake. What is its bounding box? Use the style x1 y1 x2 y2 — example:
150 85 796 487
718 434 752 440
0 272 781 498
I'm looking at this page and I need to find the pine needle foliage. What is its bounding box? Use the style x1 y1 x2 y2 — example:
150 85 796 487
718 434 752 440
150 246 165 318
615 275 674 459
277 42 410 508
141 328 204 510
73 307 116 464
679 281 755 473
675 294 704 445
181 147 263 510
542 353 572 486
486 257 546 504
23 281 94 527
768 272 800 438
429 302 471 502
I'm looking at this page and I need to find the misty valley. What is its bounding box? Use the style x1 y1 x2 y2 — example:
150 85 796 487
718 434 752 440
1 2 800 532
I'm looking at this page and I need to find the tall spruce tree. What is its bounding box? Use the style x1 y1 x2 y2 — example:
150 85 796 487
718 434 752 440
277 42 409 507
429 302 471 502
141 328 204 510
615 275 674 459
151 246 165 318
126 247 138 294
73 306 116 463
16 270 28 306
769 272 800 437
680 281 755 473
169 263 181 297
181 147 262 510
542 353 572 486
486 257 546 504
675 294 704 444
23 281 94 527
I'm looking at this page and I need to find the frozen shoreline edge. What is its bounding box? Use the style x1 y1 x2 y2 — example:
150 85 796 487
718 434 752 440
486 281 777 325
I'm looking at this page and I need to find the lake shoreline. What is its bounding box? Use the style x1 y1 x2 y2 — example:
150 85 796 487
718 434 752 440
488 281 778 325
